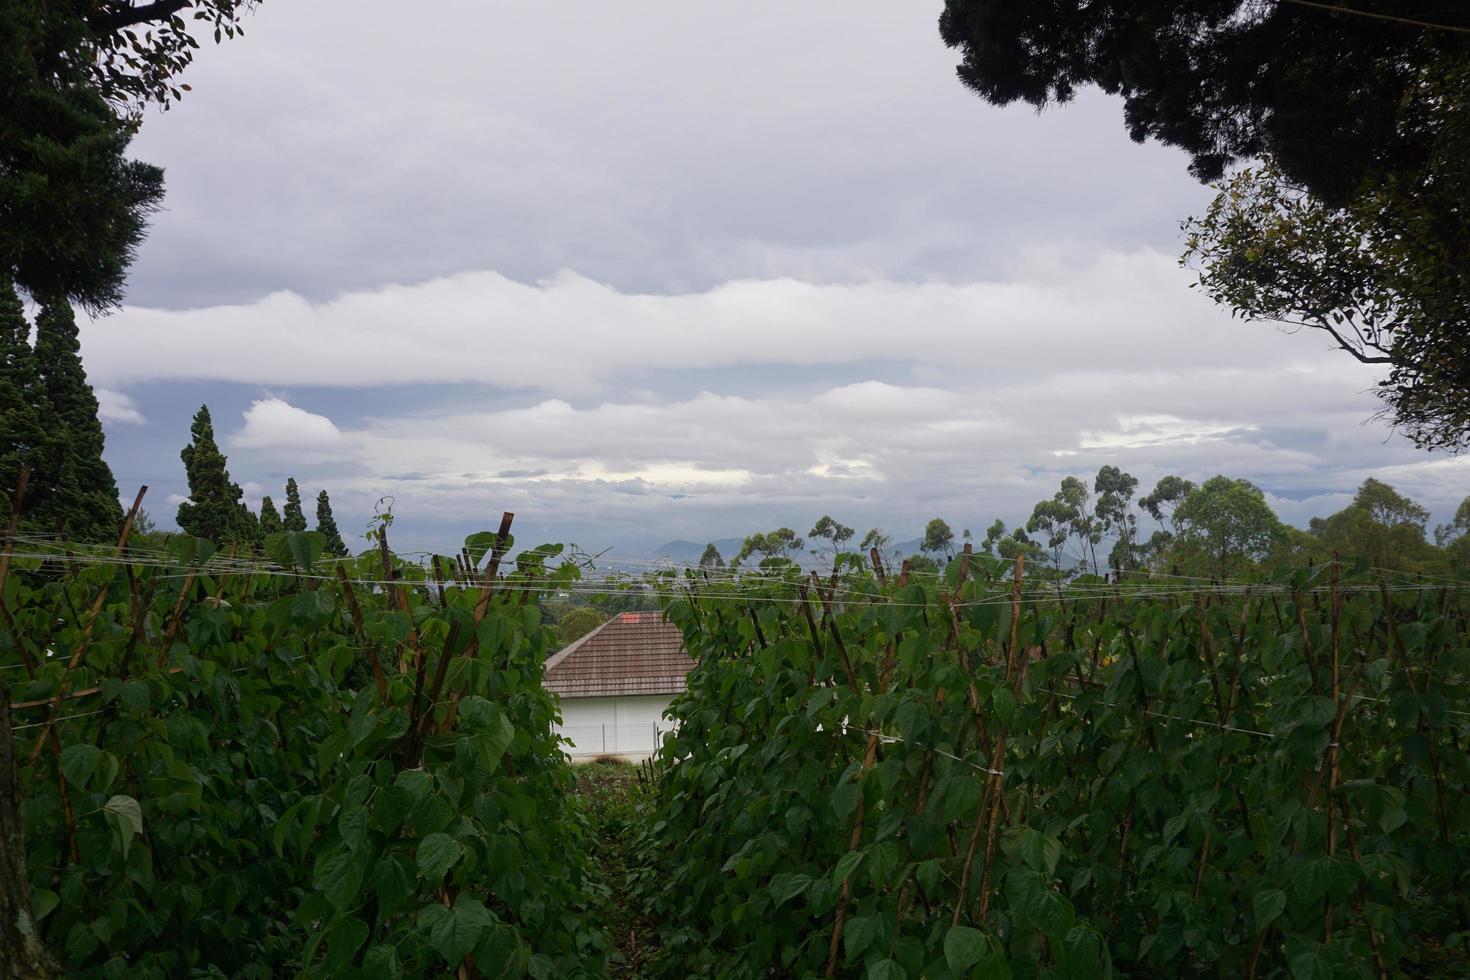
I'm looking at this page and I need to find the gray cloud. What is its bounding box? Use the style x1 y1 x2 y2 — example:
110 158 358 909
122 1 1210 309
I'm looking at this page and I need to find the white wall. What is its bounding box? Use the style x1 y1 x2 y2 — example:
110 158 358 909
555 694 674 758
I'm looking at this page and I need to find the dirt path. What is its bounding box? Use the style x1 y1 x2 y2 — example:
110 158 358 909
573 760 660 978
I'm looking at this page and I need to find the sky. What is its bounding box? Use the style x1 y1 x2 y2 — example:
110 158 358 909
80 0 1468 556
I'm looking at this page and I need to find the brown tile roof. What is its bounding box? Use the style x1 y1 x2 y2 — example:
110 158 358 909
544 611 695 698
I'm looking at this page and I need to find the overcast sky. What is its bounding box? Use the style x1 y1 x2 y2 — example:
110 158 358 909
82 0 1467 555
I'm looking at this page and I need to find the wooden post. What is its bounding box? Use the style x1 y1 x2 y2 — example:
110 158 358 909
0 687 61 976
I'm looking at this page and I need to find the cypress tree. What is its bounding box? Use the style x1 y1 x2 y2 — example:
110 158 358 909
259 495 283 535
282 477 307 532
33 298 122 542
0 280 71 533
315 490 348 557
177 405 255 545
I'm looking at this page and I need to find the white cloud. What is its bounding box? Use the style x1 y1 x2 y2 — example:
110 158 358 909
95 388 146 425
230 398 347 454
83 251 1371 395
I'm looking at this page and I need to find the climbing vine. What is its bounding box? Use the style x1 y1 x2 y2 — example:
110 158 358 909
2 521 610 978
638 551 1470 978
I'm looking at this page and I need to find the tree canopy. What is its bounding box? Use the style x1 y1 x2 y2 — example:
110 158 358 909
941 2 1470 450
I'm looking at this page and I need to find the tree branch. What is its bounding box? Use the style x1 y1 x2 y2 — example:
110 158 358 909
94 0 193 32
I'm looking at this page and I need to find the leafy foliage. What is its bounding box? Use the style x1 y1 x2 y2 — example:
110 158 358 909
176 405 258 546
637 553 1470 978
4 528 610 976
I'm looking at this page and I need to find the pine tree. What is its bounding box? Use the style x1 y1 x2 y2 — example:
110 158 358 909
0 280 71 533
259 495 283 535
33 298 122 542
282 477 307 532
315 489 348 558
177 405 255 545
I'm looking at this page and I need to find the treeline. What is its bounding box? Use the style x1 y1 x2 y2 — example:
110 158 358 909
171 405 348 557
716 469 1470 579
0 294 351 556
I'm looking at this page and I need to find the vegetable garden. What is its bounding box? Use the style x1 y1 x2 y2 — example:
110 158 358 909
2 495 609 978
636 549 1470 979
2 488 1468 978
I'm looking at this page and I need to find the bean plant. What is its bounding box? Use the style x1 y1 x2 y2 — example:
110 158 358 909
3 527 610 978
637 552 1470 979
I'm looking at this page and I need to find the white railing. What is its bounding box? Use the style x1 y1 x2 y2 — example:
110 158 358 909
555 722 672 757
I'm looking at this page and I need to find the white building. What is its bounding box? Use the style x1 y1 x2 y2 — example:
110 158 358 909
544 611 694 759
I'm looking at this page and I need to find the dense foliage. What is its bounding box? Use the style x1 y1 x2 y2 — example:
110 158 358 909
2 523 611 977
638 552 1470 978
0 282 124 543
938 3 1470 450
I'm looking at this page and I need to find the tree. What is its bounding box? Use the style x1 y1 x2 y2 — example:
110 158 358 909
735 528 803 566
176 405 256 545
0 280 71 534
1094 465 1140 572
1438 495 1470 565
808 515 855 559
282 477 307 532
34 299 122 541
556 607 606 647
315 490 348 558
1185 164 1470 450
1309 478 1440 571
1026 499 1071 574
1170 476 1285 578
921 517 955 559
859 527 896 569
698 542 725 569
1140 476 1196 533
2 0 260 305
940 4 1470 450
259 495 283 535
938 1 1469 203
981 519 1006 556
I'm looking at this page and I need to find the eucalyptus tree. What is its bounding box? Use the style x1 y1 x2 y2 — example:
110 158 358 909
921 517 955 560
808 515 855 560
1094 465 1140 573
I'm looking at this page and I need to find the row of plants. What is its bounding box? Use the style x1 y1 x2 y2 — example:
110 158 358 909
2 521 611 978
635 552 1470 978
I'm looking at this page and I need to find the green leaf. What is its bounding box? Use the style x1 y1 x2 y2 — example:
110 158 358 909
102 795 143 859
421 895 492 965
831 849 865 887
945 925 989 973
361 945 401 980
60 744 102 788
417 832 464 883
1253 888 1286 931
867 961 906 980
768 872 812 907
845 915 879 959
831 782 860 821
314 849 366 913
30 889 59 923
338 803 368 852
372 854 417 920
324 914 369 970
1019 828 1062 876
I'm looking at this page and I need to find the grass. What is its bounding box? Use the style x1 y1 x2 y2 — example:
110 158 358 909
574 758 660 977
